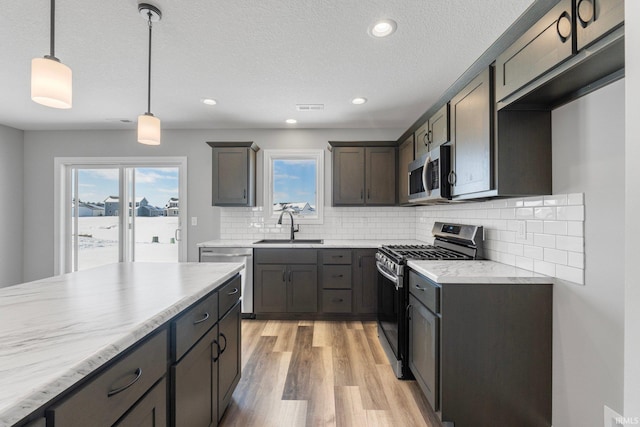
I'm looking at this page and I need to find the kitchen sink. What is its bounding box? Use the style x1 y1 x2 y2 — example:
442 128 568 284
253 239 324 244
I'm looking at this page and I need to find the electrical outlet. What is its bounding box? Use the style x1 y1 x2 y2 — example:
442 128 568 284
517 220 526 239
191 217 197 226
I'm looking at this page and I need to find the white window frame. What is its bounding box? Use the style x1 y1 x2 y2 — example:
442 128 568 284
53 156 188 275
263 149 324 225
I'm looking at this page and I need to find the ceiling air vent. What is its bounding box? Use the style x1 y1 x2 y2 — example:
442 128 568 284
296 104 324 111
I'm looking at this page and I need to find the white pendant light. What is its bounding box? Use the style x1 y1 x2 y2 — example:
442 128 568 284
137 4 162 146
31 0 72 109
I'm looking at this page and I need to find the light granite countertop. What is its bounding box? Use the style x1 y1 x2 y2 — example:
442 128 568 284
0 262 243 427
407 260 553 284
197 239 427 248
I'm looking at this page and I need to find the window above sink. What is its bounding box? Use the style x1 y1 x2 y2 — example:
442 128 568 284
264 149 324 225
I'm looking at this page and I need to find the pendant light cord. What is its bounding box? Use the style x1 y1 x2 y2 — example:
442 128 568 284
146 13 153 115
49 0 56 59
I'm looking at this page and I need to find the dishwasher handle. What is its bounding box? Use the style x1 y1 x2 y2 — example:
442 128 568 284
200 252 252 258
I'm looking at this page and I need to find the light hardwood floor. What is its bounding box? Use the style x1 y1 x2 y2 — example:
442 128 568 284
219 320 442 427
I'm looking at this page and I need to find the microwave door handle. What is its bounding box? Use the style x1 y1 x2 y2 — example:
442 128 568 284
407 172 411 199
422 155 432 196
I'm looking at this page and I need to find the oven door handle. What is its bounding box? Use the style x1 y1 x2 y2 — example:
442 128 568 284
376 261 402 288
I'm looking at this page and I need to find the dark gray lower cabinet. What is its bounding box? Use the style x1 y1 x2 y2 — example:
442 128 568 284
353 249 377 314
172 325 218 427
254 249 318 315
408 294 439 410
218 302 241 422
115 378 167 427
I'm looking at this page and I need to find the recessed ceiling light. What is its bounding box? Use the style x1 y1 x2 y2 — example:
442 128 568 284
351 97 367 105
286 119 297 124
369 19 397 38
202 98 217 105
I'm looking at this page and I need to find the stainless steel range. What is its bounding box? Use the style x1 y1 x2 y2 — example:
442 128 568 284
376 222 483 378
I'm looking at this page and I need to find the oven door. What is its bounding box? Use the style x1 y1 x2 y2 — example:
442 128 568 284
376 260 409 378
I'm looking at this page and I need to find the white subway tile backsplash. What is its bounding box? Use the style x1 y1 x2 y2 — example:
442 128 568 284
544 248 568 265
220 192 585 285
556 235 584 253
534 233 556 248
534 207 556 220
543 220 568 235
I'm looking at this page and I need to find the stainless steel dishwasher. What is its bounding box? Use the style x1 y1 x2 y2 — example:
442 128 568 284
199 247 254 318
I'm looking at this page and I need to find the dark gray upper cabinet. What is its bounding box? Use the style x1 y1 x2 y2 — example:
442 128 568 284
495 0 574 103
331 142 397 206
207 141 258 207
414 122 429 158
428 103 450 150
450 68 493 197
576 0 624 50
398 135 414 205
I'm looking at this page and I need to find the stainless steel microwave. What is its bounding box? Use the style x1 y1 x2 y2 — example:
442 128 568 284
408 145 451 203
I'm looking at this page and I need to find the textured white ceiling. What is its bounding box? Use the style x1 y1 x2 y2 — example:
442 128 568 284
0 0 535 131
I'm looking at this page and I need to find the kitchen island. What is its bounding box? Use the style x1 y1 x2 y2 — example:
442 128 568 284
0 262 243 427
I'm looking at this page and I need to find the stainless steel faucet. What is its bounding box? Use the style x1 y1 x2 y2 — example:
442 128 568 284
277 209 298 240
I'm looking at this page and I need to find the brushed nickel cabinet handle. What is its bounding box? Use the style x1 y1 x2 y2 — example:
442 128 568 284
227 288 239 295
414 285 427 292
107 368 142 397
448 170 457 185
193 312 210 325
282 269 286 282
333 274 344 278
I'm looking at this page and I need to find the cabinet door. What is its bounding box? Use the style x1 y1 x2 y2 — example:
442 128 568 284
408 295 439 411
213 147 249 206
495 0 573 101
450 68 492 197
172 325 217 427
218 301 241 421
333 147 365 205
365 147 396 205
398 135 414 205
115 378 167 427
254 265 287 312
414 121 429 158
288 264 318 312
428 104 449 148
576 0 624 50
353 249 377 314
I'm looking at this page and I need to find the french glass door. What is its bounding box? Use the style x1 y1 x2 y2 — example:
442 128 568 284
60 159 186 273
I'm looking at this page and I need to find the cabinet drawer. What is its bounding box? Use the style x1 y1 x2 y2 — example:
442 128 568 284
173 291 218 361
47 330 168 427
322 265 352 289
321 249 352 265
254 248 318 264
219 274 241 318
409 270 440 314
322 290 352 313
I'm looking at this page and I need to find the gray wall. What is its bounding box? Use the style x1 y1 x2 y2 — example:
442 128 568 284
0 124 24 287
551 79 625 426
625 0 640 418
22 128 400 281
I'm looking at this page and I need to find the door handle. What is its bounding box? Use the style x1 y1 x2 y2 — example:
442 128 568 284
219 332 227 354
448 170 457 185
282 268 286 282
212 339 221 362
174 228 182 242
577 0 595 28
243 189 247 199
556 11 572 43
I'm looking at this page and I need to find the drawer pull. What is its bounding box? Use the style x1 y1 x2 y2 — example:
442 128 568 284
212 339 221 362
333 274 344 278
193 312 210 325
333 255 343 258
227 287 239 295
219 333 228 354
414 285 427 291
333 298 344 303
107 368 142 397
